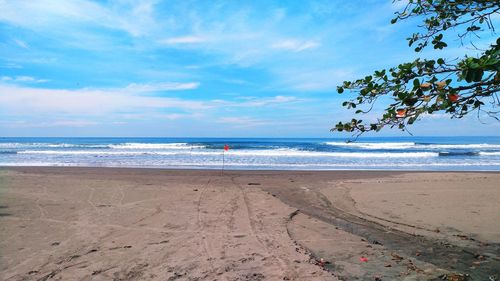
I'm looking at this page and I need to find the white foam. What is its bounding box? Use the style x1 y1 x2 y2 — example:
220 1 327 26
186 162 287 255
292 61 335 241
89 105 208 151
0 142 204 149
0 143 16 148
0 142 34 148
324 142 416 149
45 144 109 148
109 143 204 149
324 141 500 150
0 142 108 148
425 144 500 149
3 161 498 169
162 162 500 167
479 152 500 156
223 150 437 158
18 150 178 156
0 162 79 166
17 149 438 158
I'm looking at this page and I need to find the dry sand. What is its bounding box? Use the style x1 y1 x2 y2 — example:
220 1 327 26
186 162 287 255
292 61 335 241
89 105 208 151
0 167 499 281
344 173 500 243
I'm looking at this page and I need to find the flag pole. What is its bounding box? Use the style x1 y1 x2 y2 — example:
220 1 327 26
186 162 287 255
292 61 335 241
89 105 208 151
222 149 225 176
222 144 229 176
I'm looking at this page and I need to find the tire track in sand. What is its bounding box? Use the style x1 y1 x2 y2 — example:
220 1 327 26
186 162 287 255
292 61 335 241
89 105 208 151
195 178 216 272
230 177 289 275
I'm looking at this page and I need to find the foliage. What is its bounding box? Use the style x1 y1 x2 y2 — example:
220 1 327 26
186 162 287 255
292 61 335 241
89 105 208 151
333 0 500 136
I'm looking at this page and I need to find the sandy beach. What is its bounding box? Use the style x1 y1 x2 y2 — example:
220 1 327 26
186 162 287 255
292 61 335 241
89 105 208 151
0 167 499 280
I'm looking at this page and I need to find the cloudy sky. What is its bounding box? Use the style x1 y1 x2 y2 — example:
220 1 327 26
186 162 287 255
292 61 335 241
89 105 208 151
1 0 498 137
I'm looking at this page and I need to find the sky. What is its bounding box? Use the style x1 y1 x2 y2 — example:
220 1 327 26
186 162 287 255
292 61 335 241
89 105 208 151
0 0 498 137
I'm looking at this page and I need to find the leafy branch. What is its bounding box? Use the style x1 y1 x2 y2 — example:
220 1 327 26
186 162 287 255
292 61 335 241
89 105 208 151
332 0 499 137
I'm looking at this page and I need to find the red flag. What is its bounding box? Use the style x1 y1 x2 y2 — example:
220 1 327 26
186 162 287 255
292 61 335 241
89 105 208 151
224 144 229 151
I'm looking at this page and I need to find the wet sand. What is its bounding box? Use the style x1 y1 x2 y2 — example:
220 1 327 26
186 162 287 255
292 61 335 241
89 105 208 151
0 167 499 280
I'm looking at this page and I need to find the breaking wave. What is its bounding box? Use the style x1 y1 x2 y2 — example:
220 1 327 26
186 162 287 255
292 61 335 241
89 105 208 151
0 142 108 148
324 142 500 150
108 143 205 149
324 142 416 150
17 149 438 158
479 151 500 156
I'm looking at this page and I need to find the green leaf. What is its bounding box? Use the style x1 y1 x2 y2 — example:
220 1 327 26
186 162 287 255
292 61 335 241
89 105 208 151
472 69 484 82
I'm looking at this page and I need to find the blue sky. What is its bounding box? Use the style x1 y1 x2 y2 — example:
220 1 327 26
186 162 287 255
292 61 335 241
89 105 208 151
0 0 498 137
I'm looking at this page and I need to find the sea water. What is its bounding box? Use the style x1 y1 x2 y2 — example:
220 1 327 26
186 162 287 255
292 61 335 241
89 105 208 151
1 137 499 171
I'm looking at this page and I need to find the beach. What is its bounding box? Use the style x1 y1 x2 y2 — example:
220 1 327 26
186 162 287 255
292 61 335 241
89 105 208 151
1 167 499 280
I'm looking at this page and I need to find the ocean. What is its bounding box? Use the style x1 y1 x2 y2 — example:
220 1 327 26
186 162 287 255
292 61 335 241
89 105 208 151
1 137 500 171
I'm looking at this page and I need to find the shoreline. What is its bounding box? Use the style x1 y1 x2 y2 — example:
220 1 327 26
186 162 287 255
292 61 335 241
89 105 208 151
2 165 500 172
1 167 499 280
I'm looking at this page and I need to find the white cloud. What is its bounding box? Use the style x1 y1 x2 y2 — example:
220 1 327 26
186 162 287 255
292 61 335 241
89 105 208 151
160 36 206 45
124 82 199 92
420 113 447 120
1 76 49 83
0 82 300 127
0 83 208 116
0 0 158 37
216 114 329 129
161 113 202 120
13 39 29 49
3 63 22 69
271 39 320 52
0 0 404 96
217 117 270 127
119 113 203 121
57 120 98 126
273 95 296 102
0 120 99 128
43 120 99 127
212 96 299 107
